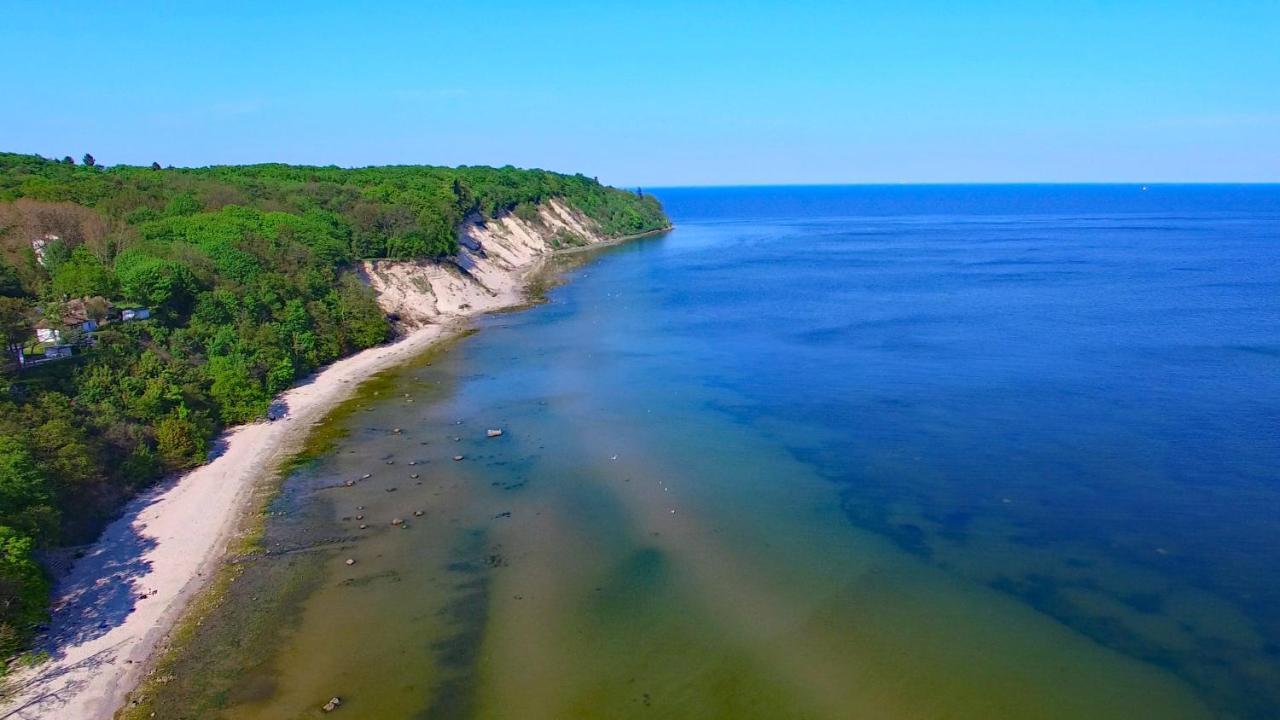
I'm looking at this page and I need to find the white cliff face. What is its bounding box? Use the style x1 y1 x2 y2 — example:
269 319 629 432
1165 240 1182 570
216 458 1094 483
357 199 611 327
0 199 654 720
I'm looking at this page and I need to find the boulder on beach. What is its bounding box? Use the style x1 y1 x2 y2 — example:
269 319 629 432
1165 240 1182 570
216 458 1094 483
391 518 404 526
322 696 342 712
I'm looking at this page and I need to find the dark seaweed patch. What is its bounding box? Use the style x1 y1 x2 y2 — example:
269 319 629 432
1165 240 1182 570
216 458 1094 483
338 569 402 588
589 547 670 618
1119 591 1165 615
418 530 493 720
987 572 1278 719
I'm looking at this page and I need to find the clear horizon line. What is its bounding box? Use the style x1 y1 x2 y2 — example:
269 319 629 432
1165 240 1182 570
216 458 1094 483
629 181 1280 190
627 179 1280 188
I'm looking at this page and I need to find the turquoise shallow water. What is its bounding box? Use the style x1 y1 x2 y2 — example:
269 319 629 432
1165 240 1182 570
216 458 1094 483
220 185 1278 719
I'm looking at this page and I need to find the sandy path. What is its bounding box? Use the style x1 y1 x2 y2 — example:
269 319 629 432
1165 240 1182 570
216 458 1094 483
0 322 453 720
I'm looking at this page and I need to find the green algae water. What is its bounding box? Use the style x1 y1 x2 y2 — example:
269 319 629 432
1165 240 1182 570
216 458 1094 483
158 186 1279 719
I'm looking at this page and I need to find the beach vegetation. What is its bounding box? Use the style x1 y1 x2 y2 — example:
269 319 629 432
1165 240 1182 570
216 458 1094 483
0 151 668 667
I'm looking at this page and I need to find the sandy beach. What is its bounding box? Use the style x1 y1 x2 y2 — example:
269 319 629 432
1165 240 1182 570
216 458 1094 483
0 202 633 720
0 321 454 720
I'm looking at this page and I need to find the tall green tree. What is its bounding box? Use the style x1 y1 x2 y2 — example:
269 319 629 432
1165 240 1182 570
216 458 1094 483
0 527 49 656
0 435 58 540
49 245 116 298
0 298 31 362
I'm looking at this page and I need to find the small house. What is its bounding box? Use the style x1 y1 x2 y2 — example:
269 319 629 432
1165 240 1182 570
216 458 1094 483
44 345 73 359
33 297 112 346
121 307 152 321
58 295 111 333
61 298 109 332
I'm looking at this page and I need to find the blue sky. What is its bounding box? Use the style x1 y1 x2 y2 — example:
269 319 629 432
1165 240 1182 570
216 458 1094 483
4 1 1278 185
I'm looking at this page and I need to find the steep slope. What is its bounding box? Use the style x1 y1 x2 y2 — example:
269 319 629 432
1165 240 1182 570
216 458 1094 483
0 198 663 720
357 198 622 326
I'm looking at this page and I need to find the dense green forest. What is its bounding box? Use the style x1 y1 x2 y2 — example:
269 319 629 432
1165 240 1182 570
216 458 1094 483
0 152 668 660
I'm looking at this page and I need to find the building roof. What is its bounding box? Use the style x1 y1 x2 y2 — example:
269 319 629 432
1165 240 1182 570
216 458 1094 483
36 297 114 329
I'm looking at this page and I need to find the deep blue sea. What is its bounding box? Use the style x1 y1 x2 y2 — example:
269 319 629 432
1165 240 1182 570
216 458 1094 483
224 185 1280 719
645 185 1280 717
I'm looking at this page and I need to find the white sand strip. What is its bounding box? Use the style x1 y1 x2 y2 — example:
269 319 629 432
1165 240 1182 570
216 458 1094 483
0 202 641 720
0 322 450 720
